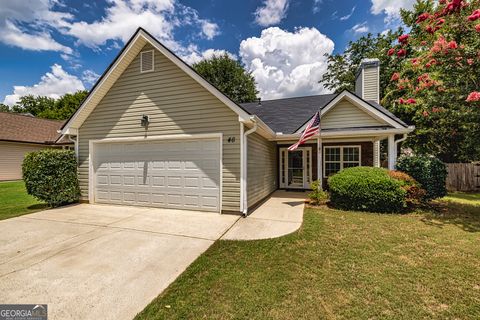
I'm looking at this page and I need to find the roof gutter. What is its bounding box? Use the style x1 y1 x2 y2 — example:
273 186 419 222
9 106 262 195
240 116 258 217
275 126 415 141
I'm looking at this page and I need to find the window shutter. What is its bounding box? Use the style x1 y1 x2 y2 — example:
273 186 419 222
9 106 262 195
140 50 154 73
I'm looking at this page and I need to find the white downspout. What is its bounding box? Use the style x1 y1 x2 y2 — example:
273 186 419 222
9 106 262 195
67 134 78 162
242 117 258 217
393 134 408 165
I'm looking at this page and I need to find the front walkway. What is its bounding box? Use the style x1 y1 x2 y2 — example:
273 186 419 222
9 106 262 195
222 190 307 240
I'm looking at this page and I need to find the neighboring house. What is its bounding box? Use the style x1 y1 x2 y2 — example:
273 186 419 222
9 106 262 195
0 112 72 181
60 28 413 215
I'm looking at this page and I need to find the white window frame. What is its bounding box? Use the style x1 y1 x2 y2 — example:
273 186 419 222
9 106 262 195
323 145 362 178
140 50 154 73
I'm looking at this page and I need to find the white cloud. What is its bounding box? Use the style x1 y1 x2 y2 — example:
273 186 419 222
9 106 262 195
370 0 416 23
3 64 85 106
0 0 73 53
181 45 237 65
62 0 176 49
313 0 323 14
61 0 219 50
340 6 356 21
254 0 289 27
351 22 370 34
201 21 220 40
82 70 100 85
240 27 334 99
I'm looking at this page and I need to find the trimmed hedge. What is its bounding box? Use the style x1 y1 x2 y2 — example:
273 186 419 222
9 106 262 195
328 167 406 213
22 149 80 207
396 155 447 200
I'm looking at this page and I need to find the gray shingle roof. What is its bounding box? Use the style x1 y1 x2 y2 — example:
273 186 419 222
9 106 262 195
240 92 408 134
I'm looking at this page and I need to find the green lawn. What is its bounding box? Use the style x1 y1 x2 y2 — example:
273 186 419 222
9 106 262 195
0 180 47 220
444 191 480 206
137 199 480 320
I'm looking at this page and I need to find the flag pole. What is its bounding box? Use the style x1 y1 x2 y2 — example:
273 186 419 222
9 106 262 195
317 111 322 190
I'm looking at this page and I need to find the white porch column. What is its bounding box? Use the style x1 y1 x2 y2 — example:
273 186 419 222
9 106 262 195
373 139 380 167
317 136 322 189
388 134 396 170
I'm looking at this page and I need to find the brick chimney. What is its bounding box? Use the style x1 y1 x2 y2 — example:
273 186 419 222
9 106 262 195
355 58 380 103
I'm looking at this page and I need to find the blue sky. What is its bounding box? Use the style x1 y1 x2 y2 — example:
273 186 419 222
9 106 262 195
0 0 414 104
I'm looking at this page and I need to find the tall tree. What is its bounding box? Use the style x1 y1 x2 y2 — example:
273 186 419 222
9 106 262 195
8 90 88 120
320 29 404 98
11 95 55 116
193 54 258 103
384 0 480 162
0 103 9 112
40 91 88 120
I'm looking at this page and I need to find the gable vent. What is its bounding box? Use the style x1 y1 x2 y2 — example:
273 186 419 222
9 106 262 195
140 50 154 73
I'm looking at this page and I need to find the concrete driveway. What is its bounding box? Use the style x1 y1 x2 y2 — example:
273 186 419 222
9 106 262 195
0 204 239 320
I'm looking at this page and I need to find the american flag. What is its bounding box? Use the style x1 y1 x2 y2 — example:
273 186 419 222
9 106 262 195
288 111 320 151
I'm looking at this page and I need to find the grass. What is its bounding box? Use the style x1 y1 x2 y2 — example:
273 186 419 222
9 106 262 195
136 199 480 320
0 180 47 220
443 191 480 206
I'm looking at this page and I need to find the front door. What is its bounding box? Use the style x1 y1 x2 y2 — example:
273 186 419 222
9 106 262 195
279 147 312 189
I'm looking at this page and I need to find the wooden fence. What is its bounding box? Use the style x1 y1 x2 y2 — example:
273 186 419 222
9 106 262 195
446 163 480 192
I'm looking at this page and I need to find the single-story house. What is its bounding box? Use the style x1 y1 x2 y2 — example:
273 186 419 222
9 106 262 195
60 28 414 215
0 112 72 181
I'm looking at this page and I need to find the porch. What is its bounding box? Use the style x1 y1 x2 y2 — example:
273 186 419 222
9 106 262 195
276 134 403 190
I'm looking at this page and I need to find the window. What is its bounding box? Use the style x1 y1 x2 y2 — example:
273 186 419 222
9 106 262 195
323 146 361 177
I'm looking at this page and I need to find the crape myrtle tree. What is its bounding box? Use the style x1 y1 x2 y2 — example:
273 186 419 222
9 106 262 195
193 53 258 103
383 0 480 162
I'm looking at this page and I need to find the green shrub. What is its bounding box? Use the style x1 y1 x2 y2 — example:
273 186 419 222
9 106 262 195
396 155 447 200
22 149 80 207
308 180 329 205
328 167 406 213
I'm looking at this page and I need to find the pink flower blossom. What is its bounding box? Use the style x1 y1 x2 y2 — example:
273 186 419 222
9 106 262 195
397 49 407 57
399 98 406 104
467 9 480 21
407 98 417 104
476 24 480 32
398 34 410 44
416 13 430 23
448 41 458 49
422 110 430 117
391 73 400 81
466 91 480 102
467 58 474 65
387 48 395 56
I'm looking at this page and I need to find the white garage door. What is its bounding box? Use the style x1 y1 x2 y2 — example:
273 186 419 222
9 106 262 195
93 137 221 212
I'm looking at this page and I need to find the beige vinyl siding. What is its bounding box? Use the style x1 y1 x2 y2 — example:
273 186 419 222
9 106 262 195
78 44 242 212
355 72 362 98
247 132 277 208
0 142 45 181
362 66 379 103
322 99 386 129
